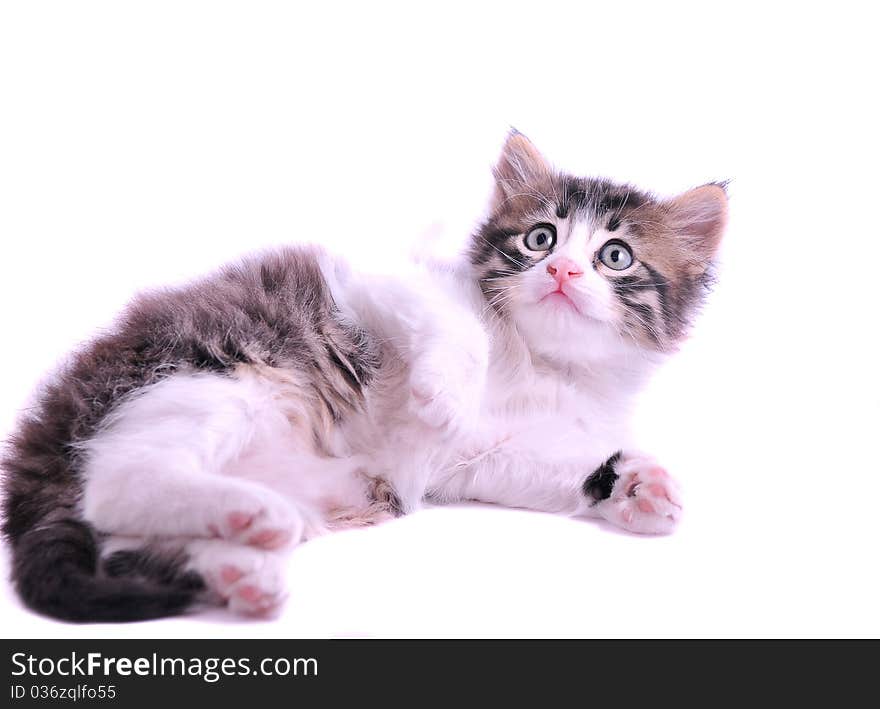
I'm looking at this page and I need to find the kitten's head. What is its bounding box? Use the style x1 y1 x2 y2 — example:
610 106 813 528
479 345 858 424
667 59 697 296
470 131 728 363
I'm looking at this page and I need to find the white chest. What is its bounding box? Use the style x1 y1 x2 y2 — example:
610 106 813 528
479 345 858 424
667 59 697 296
460 363 634 467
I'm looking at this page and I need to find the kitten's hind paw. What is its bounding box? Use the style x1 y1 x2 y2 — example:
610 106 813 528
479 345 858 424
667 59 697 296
208 485 304 551
225 562 286 617
188 540 288 617
592 454 682 534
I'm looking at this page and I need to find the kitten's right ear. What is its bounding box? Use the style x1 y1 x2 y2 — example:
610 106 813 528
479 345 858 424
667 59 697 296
491 130 552 211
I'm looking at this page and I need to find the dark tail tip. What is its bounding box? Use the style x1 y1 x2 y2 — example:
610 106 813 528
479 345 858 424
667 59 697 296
11 518 202 623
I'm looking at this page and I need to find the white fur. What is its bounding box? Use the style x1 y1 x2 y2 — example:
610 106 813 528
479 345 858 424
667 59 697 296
81 241 679 615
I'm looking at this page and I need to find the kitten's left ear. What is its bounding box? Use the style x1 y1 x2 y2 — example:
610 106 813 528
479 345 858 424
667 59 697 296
666 183 729 256
491 130 553 212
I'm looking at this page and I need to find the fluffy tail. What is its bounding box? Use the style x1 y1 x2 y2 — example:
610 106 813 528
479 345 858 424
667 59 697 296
10 517 202 623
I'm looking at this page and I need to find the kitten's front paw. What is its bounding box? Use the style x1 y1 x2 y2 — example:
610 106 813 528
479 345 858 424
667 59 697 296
594 454 682 534
409 343 487 436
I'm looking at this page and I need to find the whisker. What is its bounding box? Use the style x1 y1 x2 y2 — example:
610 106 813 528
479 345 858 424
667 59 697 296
476 234 529 270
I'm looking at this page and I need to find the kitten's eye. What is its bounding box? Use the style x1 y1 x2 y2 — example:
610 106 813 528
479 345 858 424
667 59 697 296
598 240 633 270
524 224 556 251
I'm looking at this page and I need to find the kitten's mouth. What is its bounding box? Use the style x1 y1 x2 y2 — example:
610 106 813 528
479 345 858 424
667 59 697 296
540 289 581 313
539 288 607 324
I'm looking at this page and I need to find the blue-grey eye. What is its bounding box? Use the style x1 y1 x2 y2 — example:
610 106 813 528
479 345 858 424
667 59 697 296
524 224 556 251
598 240 633 270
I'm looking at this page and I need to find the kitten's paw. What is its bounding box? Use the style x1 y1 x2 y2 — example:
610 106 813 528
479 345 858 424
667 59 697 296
194 543 287 617
409 343 487 436
210 486 304 550
596 455 682 534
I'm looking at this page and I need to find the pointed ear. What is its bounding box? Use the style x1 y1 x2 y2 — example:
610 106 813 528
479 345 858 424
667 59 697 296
667 183 729 256
491 130 552 211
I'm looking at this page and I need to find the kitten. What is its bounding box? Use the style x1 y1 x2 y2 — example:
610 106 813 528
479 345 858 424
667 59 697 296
1 132 727 621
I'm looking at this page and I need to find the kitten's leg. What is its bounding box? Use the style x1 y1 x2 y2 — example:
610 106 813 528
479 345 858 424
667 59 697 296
434 449 682 534
431 449 591 515
80 372 306 546
390 304 489 437
85 465 305 547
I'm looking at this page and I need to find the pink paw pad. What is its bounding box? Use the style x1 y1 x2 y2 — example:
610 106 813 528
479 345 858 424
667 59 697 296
246 528 291 550
227 512 254 532
650 481 682 507
233 584 279 614
648 483 668 497
236 585 264 603
637 498 655 514
220 565 244 585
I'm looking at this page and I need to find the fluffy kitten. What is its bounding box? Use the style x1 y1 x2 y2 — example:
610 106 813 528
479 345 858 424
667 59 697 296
2 132 727 621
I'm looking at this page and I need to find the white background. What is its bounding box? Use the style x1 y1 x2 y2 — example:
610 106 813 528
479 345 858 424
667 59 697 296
1 1 878 638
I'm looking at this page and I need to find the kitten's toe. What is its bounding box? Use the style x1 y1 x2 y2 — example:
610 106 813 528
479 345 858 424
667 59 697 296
227 564 286 617
596 456 682 534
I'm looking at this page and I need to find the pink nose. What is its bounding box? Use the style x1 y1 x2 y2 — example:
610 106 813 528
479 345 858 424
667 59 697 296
547 258 584 285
